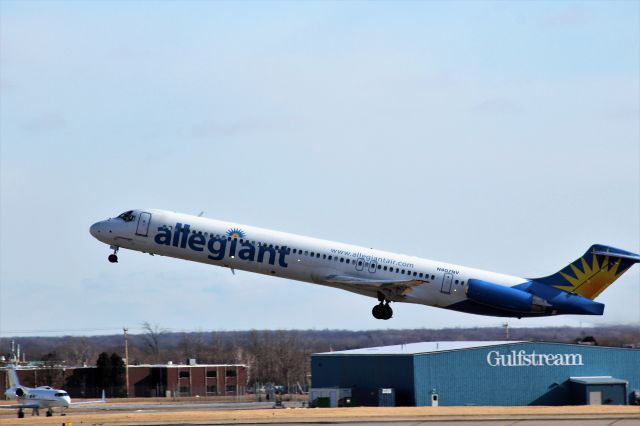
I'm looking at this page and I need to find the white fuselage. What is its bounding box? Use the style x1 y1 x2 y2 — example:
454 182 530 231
4 386 71 409
90 209 526 312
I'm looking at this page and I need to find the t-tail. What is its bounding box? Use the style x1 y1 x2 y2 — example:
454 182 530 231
6 365 21 388
531 244 640 299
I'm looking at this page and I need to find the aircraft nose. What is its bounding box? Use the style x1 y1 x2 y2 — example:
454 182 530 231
89 222 100 238
90 221 107 239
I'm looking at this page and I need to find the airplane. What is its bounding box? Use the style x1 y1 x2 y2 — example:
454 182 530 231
90 209 639 320
1 364 106 418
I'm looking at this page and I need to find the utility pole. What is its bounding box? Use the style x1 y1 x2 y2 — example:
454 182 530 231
124 327 130 397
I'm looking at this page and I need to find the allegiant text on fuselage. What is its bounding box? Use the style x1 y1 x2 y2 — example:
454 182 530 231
154 223 289 267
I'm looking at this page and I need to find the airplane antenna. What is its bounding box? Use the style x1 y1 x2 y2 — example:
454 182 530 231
198 211 204 217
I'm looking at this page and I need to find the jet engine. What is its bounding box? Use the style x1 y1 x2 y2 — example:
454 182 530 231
466 279 550 314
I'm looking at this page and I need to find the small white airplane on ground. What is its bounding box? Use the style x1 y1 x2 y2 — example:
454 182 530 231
90 209 639 320
1 365 105 418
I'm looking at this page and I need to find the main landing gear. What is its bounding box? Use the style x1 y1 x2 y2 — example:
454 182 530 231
46 408 53 417
108 245 119 263
372 292 393 320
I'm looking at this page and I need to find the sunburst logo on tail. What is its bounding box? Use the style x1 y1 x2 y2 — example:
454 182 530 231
554 254 626 299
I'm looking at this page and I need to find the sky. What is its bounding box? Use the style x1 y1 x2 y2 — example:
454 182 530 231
0 1 638 337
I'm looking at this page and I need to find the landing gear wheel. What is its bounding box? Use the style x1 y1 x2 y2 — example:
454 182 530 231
46 409 53 417
372 302 393 320
372 304 385 319
17 409 24 418
382 302 393 320
108 245 119 263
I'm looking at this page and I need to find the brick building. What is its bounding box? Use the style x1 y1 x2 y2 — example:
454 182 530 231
1 363 248 398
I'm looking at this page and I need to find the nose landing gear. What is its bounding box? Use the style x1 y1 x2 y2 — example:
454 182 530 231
108 245 119 263
372 292 393 320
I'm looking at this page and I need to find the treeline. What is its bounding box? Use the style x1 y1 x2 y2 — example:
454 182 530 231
2 324 638 386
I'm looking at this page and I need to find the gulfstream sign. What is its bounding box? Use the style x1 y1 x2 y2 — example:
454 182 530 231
486 350 584 367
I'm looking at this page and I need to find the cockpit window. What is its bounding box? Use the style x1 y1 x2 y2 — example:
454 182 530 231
117 210 136 222
55 392 68 397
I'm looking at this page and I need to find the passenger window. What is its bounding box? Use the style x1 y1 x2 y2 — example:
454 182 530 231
455 280 459 284
419 273 423 278
304 251 309 255
358 261 363 266
383 266 388 271
328 255 332 260
346 259 350 264
340 258 344 263
378 264 382 269
401 269 405 274
413 272 417 276
431 275 435 279
293 249 297 254
323 254 326 259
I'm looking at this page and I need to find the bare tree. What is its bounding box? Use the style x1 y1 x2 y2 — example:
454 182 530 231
140 321 167 363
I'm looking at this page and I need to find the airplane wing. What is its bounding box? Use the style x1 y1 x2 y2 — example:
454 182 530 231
0 403 41 409
71 390 107 405
323 274 425 297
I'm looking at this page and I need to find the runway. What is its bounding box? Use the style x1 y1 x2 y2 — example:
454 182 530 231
0 403 638 425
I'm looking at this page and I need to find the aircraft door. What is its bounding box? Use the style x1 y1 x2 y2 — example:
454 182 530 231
368 260 378 273
355 258 364 271
440 273 453 294
136 212 151 237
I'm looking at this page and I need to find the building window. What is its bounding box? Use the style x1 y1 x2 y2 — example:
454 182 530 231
179 386 190 395
207 385 217 394
206 370 217 378
179 371 190 378
226 385 236 393
225 369 237 377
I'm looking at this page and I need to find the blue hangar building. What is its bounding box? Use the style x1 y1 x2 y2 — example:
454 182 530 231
311 341 640 406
